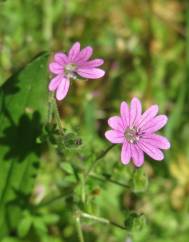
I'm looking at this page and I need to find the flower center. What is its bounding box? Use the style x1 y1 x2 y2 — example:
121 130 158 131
124 127 140 144
64 63 77 79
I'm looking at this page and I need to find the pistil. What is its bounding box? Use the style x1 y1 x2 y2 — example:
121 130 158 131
124 127 140 144
64 63 77 79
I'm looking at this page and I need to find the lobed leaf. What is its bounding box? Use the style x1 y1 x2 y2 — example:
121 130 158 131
0 53 49 238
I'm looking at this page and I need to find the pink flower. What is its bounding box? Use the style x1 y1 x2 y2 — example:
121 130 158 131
48 42 105 100
105 97 170 167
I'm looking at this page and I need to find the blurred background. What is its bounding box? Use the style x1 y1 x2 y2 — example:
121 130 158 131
0 0 189 242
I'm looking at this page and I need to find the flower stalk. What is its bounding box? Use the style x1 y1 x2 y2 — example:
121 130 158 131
79 211 127 230
53 96 64 135
48 92 54 124
75 215 85 242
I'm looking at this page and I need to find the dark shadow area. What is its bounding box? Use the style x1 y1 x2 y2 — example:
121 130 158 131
0 52 48 161
5 189 38 236
0 111 43 161
1 78 20 96
0 51 48 95
0 68 21 103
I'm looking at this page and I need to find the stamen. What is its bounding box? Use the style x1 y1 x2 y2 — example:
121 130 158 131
64 63 77 79
125 127 140 144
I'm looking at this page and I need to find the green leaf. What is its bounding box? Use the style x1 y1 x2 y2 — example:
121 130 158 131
17 215 32 238
42 213 59 224
33 217 48 235
0 53 49 238
60 162 74 175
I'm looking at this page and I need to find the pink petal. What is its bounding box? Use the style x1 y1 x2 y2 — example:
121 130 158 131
121 142 131 165
131 144 144 167
68 42 80 61
48 75 62 91
54 52 68 65
129 97 142 127
78 59 104 68
108 116 124 131
120 101 130 128
56 77 70 101
75 46 93 63
138 141 164 161
142 115 168 133
137 105 159 129
49 62 64 74
105 130 124 144
77 68 105 79
142 134 170 150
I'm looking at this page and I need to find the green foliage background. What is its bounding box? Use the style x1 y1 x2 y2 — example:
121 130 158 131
0 0 189 242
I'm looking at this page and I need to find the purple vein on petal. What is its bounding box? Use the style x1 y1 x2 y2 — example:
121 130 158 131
77 68 105 79
137 105 159 129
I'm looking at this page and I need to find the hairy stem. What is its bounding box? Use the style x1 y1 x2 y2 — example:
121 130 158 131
75 215 85 242
53 97 64 135
81 212 110 224
90 173 130 188
48 92 54 124
80 211 127 230
81 174 86 204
